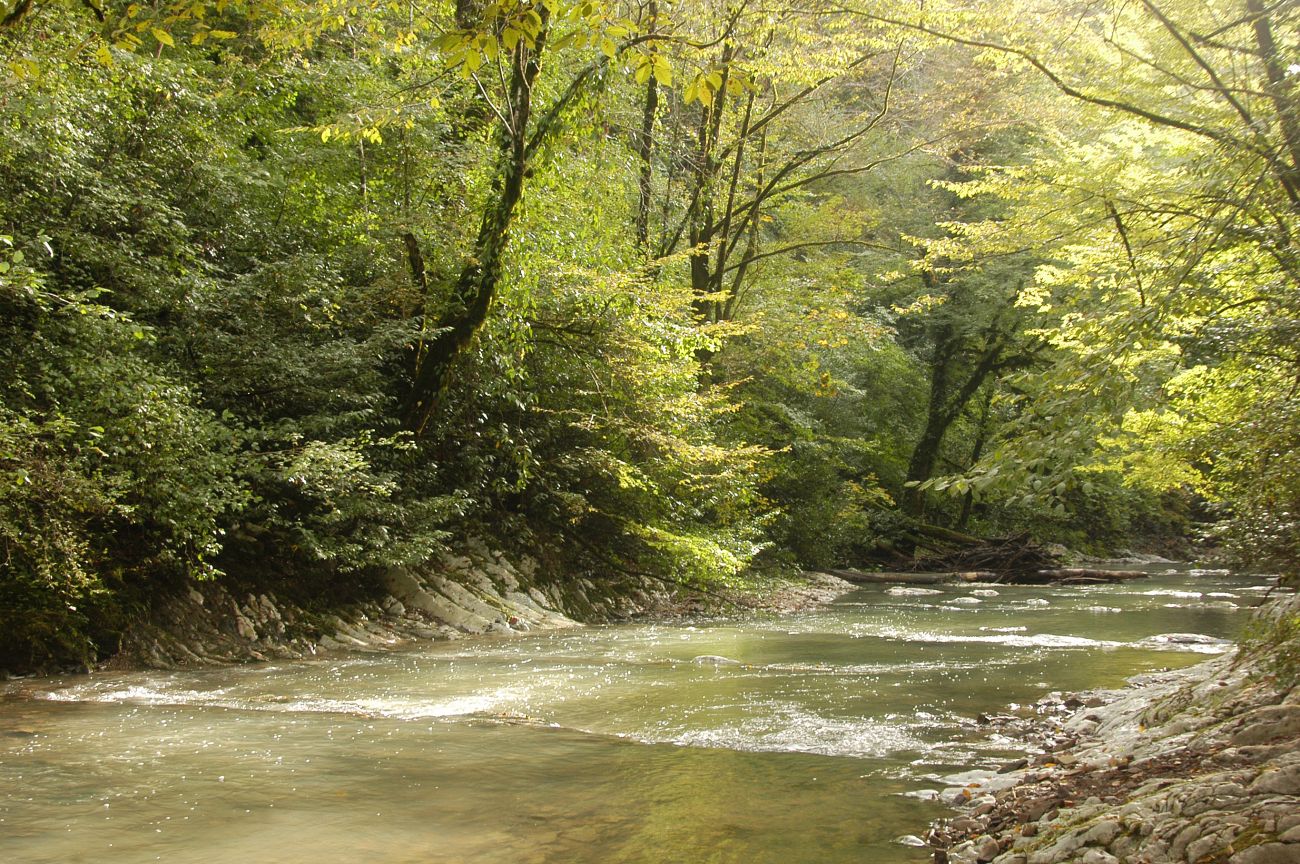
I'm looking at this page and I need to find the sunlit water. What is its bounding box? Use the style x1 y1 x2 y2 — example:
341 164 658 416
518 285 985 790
0 569 1272 863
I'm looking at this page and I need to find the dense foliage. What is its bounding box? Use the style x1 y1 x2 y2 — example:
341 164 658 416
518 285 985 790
1 0 1296 669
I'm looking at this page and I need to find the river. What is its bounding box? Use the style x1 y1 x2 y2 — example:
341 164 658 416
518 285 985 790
0 568 1271 864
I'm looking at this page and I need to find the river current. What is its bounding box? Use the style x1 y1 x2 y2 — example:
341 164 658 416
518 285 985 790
0 568 1270 863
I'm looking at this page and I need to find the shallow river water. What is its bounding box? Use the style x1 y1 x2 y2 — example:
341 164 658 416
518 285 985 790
0 568 1272 864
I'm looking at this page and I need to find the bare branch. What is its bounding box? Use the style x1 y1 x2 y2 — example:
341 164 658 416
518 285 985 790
471 72 513 135
1104 199 1146 307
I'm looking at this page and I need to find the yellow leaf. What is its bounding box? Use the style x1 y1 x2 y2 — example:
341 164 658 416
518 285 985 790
152 28 175 48
652 55 671 86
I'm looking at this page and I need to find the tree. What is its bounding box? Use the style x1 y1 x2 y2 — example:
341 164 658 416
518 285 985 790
867 0 1298 567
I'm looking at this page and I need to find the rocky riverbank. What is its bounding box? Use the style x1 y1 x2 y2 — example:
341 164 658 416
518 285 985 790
102 539 856 672
926 592 1300 864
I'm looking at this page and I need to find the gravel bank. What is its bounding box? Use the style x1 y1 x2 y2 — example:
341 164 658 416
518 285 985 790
927 593 1300 864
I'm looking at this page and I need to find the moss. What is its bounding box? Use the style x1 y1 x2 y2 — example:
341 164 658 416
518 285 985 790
1215 824 1279 862
1238 611 1300 689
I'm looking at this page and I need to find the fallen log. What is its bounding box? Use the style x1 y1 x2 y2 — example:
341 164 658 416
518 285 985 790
814 569 951 585
814 569 998 585
904 532 1062 580
812 567 1149 586
1036 568 1148 583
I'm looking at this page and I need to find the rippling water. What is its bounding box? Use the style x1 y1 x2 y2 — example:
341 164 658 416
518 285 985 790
0 568 1269 863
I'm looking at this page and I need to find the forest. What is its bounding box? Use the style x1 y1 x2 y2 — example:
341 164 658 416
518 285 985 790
1 0 1297 671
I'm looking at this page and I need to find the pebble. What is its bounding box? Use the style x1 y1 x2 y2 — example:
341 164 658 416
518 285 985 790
894 834 928 847
975 835 1000 862
950 840 979 864
950 816 985 833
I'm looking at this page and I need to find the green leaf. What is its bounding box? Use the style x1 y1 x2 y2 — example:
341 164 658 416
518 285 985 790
651 56 671 86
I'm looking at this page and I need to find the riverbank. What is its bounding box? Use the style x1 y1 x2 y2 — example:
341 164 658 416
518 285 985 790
926 591 1300 864
89 540 856 674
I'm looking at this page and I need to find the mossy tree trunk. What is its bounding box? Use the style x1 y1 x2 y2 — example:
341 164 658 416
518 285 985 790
404 10 552 434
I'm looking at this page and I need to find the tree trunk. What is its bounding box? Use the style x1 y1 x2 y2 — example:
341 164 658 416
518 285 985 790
1247 0 1300 205
903 312 955 518
634 1 659 251
957 386 994 530
403 11 551 434
903 284 1016 517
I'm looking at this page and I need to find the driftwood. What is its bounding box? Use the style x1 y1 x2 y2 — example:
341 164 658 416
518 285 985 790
898 532 1067 583
829 525 1158 585
815 567 1146 586
817 569 957 585
1038 568 1148 583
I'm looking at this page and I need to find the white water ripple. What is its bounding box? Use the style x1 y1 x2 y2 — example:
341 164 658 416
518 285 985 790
36 684 532 720
663 706 925 759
